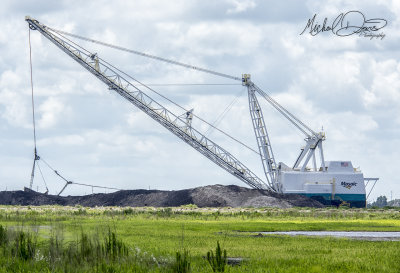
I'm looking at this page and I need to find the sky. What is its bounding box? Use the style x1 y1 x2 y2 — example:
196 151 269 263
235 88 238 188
0 0 398 201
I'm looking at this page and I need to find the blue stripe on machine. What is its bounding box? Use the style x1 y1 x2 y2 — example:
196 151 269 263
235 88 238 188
290 193 366 202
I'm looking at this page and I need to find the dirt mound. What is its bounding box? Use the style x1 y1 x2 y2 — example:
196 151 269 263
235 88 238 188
0 185 323 208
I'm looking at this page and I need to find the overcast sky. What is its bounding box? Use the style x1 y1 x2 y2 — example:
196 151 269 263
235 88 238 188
0 0 398 201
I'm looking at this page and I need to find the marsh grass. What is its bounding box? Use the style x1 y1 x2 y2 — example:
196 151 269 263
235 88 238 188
0 206 399 272
0 224 161 272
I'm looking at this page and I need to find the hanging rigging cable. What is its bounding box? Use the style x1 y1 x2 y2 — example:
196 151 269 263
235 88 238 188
40 154 123 195
28 25 59 193
36 162 49 194
28 26 39 190
28 25 124 195
29 26 49 194
50 29 260 155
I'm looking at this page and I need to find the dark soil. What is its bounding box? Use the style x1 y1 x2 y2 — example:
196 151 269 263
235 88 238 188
0 185 323 208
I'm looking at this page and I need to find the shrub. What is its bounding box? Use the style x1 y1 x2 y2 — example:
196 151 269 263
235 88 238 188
48 234 63 267
103 228 129 260
11 230 37 260
158 208 173 217
207 241 227 272
173 249 191 273
123 207 134 215
0 225 7 246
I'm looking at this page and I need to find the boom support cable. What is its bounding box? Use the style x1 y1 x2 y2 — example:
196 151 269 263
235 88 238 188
46 27 242 82
136 83 241 86
204 87 245 137
49 28 260 155
61 24 317 140
253 84 317 137
139 80 260 155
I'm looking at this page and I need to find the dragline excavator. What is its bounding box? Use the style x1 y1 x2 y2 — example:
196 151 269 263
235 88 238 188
26 16 375 207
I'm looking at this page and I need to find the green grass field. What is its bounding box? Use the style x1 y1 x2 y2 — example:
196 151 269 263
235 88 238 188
0 206 399 272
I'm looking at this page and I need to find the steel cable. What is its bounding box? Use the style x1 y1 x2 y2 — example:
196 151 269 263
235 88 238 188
46 27 242 81
48 28 261 155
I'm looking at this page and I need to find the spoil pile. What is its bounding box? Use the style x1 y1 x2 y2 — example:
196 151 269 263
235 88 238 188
0 184 323 208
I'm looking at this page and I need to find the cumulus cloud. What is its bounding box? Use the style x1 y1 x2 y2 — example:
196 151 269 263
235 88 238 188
365 59 400 107
37 97 67 129
226 0 256 14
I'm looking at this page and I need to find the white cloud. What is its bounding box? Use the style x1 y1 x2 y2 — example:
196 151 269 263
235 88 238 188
37 97 67 129
185 22 263 56
226 0 256 14
365 59 400 108
322 111 378 141
0 69 22 88
37 134 85 146
281 36 305 59
0 88 30 128
0 69 31 128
